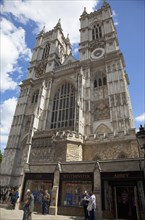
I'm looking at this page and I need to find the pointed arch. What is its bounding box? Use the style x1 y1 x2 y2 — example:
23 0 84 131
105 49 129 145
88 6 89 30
42 42 50 59
96 124 111 134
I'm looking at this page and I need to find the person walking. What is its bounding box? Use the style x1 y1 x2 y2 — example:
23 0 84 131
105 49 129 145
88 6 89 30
82 190 90 220
87 191 96 220
42 190 50 215
22 189 34 220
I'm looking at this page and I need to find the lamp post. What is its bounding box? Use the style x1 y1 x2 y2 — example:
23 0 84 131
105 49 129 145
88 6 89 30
136 125 145 178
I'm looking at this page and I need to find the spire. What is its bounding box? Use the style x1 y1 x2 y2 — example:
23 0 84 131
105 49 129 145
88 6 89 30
103 0 108 6
66 34 70 44
81 7 88 17
54 18 62 30
39 26 45 35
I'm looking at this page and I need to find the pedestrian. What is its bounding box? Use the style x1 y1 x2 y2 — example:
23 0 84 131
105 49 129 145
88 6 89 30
22 189 34 220
42 190 50 215
10 187 19 209
82 190 90 220
87 191 96 220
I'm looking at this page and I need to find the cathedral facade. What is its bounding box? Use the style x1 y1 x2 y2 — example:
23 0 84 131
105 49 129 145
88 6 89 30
1 1 145 219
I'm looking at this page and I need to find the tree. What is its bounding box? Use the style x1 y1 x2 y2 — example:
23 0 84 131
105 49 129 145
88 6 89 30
0 149 2 163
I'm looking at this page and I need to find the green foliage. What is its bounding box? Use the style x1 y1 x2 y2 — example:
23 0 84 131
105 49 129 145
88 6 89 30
0 149 2 163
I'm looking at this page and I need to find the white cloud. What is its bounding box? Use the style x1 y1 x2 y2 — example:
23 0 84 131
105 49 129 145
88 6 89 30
112 10 117 17
1 1 98 93
1 17 31 92
0 0 98 151
135 113 145 123
112 9 119 26
1 0 98 43
1 97 17 150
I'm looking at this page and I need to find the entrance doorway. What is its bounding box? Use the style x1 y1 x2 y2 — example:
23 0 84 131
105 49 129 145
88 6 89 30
115 186 138 220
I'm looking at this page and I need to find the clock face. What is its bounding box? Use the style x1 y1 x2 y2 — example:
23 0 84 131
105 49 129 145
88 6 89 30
91 48 105 60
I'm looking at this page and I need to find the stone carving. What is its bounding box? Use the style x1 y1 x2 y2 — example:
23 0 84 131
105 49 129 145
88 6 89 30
89 40 105 50
35 60 47 78
30 146 55 162
96 124 111 134
94 100 110 120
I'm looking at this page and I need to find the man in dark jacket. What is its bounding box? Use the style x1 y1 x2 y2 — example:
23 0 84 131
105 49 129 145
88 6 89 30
82 191 90 220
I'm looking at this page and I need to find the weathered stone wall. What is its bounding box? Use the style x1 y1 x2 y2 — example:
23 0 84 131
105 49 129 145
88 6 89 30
83 140 139 161
53 142 67 162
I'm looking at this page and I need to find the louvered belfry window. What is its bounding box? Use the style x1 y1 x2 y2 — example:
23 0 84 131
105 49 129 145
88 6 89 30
51 83 75 129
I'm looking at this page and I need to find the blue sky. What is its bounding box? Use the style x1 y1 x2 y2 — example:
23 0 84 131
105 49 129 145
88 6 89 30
1 0 145 151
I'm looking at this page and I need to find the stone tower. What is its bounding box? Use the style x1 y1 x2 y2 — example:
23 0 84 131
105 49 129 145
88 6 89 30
1 1 137 190
0 19 72 186
79 2 134 136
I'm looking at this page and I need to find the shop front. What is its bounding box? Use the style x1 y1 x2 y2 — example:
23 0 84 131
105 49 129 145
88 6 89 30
101 171 145 220
21 173 54 212
21 161 102 218
58 173 93 216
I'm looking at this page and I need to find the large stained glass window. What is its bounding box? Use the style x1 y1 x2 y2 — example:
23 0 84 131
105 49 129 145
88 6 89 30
51 83 75 129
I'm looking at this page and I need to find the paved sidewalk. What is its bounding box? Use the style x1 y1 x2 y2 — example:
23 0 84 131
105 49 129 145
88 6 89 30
0 207 84 220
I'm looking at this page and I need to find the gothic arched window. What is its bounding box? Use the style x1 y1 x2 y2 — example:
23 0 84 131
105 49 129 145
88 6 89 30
103 77 107 85
32 90 39 103
94 79 97 88
92 24 102 40
51 83 75 129
42 43 50 59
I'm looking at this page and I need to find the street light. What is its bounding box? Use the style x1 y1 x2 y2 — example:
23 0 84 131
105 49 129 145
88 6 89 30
136 125 145 178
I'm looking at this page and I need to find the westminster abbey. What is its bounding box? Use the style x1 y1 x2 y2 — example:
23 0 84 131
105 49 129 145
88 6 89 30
1 1 145 219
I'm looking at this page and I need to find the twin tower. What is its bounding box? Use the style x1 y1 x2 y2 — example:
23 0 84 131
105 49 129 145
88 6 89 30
1 3 140 219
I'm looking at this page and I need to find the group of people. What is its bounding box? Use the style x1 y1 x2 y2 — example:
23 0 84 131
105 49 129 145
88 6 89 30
82 191 96 220
1 186 96 220
0 186 19 209
22 189 51 220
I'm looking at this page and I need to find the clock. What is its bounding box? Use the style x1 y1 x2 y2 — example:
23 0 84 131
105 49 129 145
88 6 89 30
91 48 105 60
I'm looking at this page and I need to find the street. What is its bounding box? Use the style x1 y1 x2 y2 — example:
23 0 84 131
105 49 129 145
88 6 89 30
0 207 84 220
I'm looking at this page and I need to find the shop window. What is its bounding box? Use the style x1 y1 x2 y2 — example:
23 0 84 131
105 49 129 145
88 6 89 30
22 173 54 205
24 179 52 204
50 83 75 129
59 173 93 207
61 181 92 207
